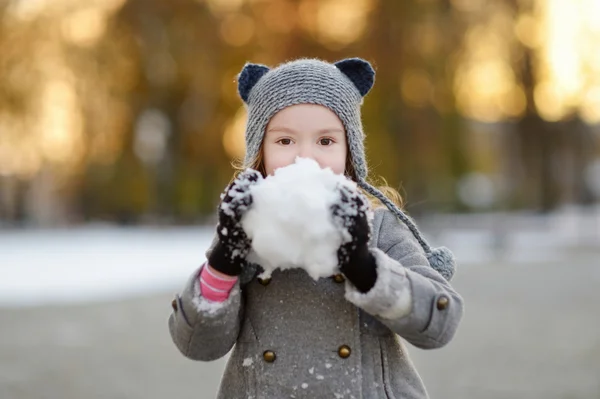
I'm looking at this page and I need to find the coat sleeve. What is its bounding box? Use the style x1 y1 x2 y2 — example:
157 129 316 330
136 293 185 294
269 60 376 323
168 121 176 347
168 235 244 361
344 209 464 349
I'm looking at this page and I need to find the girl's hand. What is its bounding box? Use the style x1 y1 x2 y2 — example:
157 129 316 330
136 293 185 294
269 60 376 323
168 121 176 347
208 169 263 276
331 185 378 293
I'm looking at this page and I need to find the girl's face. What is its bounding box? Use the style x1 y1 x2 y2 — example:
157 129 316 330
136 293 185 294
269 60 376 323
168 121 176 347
263 104 348 176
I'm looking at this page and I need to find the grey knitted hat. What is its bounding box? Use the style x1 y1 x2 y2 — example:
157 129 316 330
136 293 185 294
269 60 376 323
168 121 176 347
237 58 455 281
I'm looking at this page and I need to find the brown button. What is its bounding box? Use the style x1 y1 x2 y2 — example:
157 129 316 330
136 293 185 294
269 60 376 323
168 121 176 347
171 298 178 312
436 296 449 310
333 274 345 283
338 345 351 358
258 277 271 286
263 350 276 363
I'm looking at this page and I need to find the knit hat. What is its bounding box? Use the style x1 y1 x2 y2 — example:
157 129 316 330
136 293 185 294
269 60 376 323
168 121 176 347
236 58 455 281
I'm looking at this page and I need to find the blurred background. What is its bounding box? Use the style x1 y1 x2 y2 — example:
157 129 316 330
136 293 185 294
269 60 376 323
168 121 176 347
1 0 599 398
1 0 600 224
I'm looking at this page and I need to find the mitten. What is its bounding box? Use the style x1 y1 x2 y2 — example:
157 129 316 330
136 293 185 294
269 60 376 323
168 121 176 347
331 185 378 293
208 169 263 276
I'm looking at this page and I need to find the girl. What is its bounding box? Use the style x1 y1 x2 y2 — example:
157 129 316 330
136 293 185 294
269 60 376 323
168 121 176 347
168 58 463 399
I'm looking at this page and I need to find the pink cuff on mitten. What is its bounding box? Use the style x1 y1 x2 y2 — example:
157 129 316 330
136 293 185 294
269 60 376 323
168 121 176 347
199 263 238 302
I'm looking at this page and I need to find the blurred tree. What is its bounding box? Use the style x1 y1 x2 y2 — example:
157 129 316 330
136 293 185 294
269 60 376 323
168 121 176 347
506 0 557 211
359 0 470 214
1 0 599 225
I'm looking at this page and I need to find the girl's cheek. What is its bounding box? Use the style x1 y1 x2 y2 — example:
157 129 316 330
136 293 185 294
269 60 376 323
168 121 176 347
319 147 347 175
274 153 297 169
327 160 346 175
264 147 297 175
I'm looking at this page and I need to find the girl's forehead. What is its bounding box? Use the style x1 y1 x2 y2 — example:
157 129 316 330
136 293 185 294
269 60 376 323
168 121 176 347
268 104 344 128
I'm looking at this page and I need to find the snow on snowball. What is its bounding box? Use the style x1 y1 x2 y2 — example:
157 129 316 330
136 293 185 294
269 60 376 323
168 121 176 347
242 157 357 280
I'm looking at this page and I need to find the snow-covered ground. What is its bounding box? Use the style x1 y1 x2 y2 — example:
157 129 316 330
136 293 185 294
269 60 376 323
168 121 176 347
0 226 214 307
1 247 598 399
0 207 599 399
1 205 598 307
429 204 600 263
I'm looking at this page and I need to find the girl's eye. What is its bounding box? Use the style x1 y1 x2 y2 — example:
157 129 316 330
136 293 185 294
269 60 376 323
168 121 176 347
319 138 334 146
277 138 292 145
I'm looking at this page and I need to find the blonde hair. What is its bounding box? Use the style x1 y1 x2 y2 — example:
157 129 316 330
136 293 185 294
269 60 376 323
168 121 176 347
231 147 404 210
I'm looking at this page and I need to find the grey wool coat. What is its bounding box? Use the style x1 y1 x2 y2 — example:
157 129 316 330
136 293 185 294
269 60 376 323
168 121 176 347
168 208 464 398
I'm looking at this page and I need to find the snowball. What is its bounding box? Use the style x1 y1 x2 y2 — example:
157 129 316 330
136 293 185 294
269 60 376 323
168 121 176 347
241 157 356 280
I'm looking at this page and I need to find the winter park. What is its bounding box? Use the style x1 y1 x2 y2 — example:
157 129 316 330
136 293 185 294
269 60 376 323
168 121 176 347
2 1 600 398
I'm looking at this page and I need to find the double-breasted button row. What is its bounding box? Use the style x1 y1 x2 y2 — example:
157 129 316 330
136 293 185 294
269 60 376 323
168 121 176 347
263 350 276 363
436 296 449 310
338 344 351 358
261 345 352 363
258 277 271 286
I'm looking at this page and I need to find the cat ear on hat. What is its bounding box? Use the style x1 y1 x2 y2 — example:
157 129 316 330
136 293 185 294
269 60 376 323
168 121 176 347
237 63 270 103
334 58 375 97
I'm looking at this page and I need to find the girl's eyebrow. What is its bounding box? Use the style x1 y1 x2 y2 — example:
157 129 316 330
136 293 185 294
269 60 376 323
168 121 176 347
317 128 345 134
266 126 297 134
